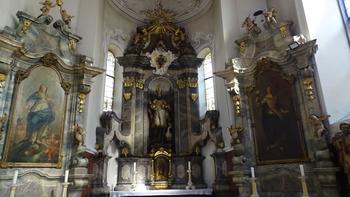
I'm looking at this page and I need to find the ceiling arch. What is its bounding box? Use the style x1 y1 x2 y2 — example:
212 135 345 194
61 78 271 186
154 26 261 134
108 0 213 24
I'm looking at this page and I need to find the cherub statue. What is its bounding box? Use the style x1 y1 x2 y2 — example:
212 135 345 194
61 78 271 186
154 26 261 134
228 125 243 145
263 8 277 25
74 124 85 147
242 16 261 35
309 114 328 139
39 0 56 17
60 9 74 29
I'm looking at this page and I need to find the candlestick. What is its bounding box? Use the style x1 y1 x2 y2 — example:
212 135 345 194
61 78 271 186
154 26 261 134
133 162 137 172
12 170 18 185
188 161 191 170
299 164 305 177
64 170 69 183
251 167 255 178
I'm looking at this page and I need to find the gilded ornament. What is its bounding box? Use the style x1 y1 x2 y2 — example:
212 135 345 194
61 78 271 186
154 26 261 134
78 93 86 113
187 78 198 88
142 2 176 34
176 79 186 89
303 78 315 101
68 38 77 51
239 41 246 54
21 19 32 34
123 78 135 88
232 95 241 115
123 92 132 101
121 146 130 157
279 25 288 38
0 73 6 82
191 93 198 102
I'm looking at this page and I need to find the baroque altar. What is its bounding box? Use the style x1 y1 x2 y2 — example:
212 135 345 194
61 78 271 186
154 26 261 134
110 4 213 191
216 9 340 197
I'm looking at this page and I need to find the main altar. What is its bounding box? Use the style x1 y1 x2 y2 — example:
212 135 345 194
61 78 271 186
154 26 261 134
106 3 220 192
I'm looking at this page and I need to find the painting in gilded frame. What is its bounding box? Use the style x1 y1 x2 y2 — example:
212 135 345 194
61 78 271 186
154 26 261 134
250 60 308 165
1 66 67 168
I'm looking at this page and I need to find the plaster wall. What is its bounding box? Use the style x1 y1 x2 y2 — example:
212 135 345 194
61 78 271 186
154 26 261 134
301 0 350 124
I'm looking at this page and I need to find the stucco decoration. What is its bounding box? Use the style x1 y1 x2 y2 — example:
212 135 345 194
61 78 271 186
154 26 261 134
103 28 130 53
108 0 213 24
189 32 214 54
146 48 177 75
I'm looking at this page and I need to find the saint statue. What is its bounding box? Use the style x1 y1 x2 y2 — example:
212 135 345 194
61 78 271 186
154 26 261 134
148 84 172 147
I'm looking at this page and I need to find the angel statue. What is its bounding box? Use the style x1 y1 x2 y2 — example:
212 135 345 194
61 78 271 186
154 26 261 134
39 0 56 17
74 124 85 147
263 8 277 25
60 9 74 29
242 16 261 36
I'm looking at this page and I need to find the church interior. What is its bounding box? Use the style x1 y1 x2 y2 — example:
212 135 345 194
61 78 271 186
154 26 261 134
1 0 350 196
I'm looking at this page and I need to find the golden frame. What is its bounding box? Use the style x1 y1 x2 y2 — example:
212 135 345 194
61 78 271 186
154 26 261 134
0 64 70 168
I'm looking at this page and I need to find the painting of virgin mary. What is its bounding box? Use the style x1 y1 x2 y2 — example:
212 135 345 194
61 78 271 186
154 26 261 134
250 61 308 164
2 66 66 167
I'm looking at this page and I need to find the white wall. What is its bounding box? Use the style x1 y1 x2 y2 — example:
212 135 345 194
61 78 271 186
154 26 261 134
302 0 350 124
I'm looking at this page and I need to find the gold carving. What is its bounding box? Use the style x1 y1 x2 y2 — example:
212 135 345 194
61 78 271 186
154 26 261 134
176 79 186 89
150 147 172 189
191 93 198 102
78 93 86 113
303 78 315 101
232 95 241 115
279 25 288 38
21 19 32 34
123 92 132 101
228 125 243 145
143 2 176 34
123 78 144 89
177 78 198 89
239 41 246 54
68 38 77 51
121 146 130 157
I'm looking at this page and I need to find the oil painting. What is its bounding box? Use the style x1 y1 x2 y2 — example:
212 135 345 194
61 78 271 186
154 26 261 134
250 62 308 164
1 66 67 167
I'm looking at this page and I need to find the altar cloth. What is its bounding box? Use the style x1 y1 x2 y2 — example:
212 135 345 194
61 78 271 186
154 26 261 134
110 188 213 197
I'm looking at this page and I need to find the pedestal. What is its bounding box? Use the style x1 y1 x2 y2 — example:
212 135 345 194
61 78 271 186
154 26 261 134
91 151 111 196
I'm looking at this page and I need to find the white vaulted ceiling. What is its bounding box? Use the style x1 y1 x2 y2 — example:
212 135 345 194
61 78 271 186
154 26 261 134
108 0 213 24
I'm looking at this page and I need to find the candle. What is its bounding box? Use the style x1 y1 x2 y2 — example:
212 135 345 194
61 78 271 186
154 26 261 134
133 162 136 172
12 170 18 185
251 167 255 178
188 161 191 170
299 164 305 176
64 170 69 183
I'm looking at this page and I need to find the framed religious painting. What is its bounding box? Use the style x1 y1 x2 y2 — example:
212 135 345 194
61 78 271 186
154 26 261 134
0 65 69 168
249 59 308 165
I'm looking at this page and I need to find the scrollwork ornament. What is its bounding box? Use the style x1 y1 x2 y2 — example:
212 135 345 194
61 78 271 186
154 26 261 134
61 81 71 93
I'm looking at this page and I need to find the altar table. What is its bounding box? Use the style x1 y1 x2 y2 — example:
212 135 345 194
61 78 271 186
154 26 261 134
110 188 213 197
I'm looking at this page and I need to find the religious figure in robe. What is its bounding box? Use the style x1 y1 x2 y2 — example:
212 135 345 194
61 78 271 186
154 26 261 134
25 84 55 144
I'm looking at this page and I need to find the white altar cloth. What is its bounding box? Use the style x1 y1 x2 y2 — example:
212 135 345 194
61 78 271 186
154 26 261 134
110 188 213 197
